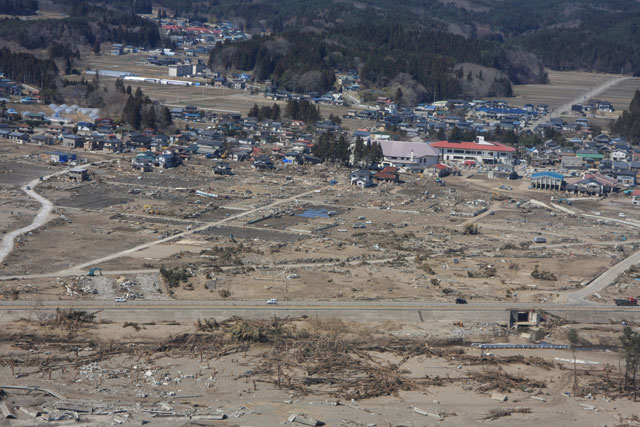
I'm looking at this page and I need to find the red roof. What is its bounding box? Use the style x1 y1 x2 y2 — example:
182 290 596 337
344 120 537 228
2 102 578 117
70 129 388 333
633 190 640 196
430 140 516 152
433 163 449 170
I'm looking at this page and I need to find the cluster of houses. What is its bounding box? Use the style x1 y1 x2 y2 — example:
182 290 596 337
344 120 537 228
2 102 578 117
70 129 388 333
110 20 249 58
528 136 640 195
160 19 250 50
1 77 638 203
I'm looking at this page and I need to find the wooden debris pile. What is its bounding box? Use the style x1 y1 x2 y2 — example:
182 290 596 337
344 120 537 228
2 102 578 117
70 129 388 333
469 370 547 393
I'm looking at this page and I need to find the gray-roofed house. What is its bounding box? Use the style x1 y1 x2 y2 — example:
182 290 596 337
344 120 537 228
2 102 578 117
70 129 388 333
350 169 373 188
62 134 84 149
378 140 439 171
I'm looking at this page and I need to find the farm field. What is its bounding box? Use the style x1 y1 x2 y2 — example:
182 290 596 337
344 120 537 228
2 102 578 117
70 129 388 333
500 70 640 111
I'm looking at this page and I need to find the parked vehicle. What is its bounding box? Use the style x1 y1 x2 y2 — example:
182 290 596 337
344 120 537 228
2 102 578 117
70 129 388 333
455 298 468 304
614 297 638 306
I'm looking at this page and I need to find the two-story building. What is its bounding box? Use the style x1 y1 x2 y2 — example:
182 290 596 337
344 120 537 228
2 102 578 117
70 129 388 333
430 136 515 165
378 140 439 171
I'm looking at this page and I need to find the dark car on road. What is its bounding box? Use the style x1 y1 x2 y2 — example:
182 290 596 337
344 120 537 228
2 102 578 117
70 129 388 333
455 298 467 304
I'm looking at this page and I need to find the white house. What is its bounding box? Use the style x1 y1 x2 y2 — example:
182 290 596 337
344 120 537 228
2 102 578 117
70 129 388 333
611 150 628 161
377 140 439 171
430 136 516 165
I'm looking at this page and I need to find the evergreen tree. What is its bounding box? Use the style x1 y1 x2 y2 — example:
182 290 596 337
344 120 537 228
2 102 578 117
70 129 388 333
354 136 364 163
613 90 640 142
64 58 72 75
449 126 463 141
271 103 280 120
336 134 349 164
248 103 259 117
157 106 173 131
142 106 156 129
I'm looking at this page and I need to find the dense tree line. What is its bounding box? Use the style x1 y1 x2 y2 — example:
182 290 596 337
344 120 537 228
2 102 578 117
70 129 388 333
284 99 321 123
516 13 640 75
0 1 161 51
0 0 38 15
312 133 350 164
209 34 336 93
248 103 281 121
0 47 58 89
120 86 172 131
174 0 640 80
612 90 640 143
353 137 383 166
48 42 79 60
209 23 521 101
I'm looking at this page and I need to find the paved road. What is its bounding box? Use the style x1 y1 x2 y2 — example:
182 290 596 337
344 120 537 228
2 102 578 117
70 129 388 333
0 170 67 264
1 299 638 324
526 76 629 130
567 249 640 305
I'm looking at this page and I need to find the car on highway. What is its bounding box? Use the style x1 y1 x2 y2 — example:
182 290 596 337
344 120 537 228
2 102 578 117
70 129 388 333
114 297 127 303
267 298 278 304
455 298 467 304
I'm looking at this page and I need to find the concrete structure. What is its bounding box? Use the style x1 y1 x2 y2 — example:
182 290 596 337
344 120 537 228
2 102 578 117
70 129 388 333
430 136 515 165
68 167 88 181
378 140 438 171
62 134 84 149
632 190 640 206
531 172 564 190
168 64 191 77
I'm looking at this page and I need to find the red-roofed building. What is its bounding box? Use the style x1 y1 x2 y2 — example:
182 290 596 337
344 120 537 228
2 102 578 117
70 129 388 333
430 136 515 165
374 166 399 182
632 189 640 206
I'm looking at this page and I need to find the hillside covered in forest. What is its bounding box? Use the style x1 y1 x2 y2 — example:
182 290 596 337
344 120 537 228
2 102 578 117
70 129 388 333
2 0 640 103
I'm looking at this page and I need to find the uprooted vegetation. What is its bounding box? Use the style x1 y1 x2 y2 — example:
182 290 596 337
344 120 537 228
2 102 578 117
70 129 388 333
120 316 553 399
159 264 192 288
531 265 557 281
2 316 557 400
39 309 96 332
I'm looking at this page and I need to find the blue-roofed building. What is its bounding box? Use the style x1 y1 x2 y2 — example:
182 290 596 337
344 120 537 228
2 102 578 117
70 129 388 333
531 171 564 190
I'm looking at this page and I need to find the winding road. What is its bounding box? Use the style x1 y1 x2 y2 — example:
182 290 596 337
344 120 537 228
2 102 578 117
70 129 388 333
0 170 67 264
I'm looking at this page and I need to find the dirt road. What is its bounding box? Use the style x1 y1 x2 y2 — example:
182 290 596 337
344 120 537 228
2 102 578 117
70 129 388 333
57 185 331 275
0 171 67 264
526 76 629 130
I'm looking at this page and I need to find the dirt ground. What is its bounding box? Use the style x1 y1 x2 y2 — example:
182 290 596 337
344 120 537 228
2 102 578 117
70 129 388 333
2 140 639 306
0 315 637 426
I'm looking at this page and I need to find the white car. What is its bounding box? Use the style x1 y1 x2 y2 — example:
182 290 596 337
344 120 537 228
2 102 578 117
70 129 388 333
267 298 278 305
114 297 127 303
